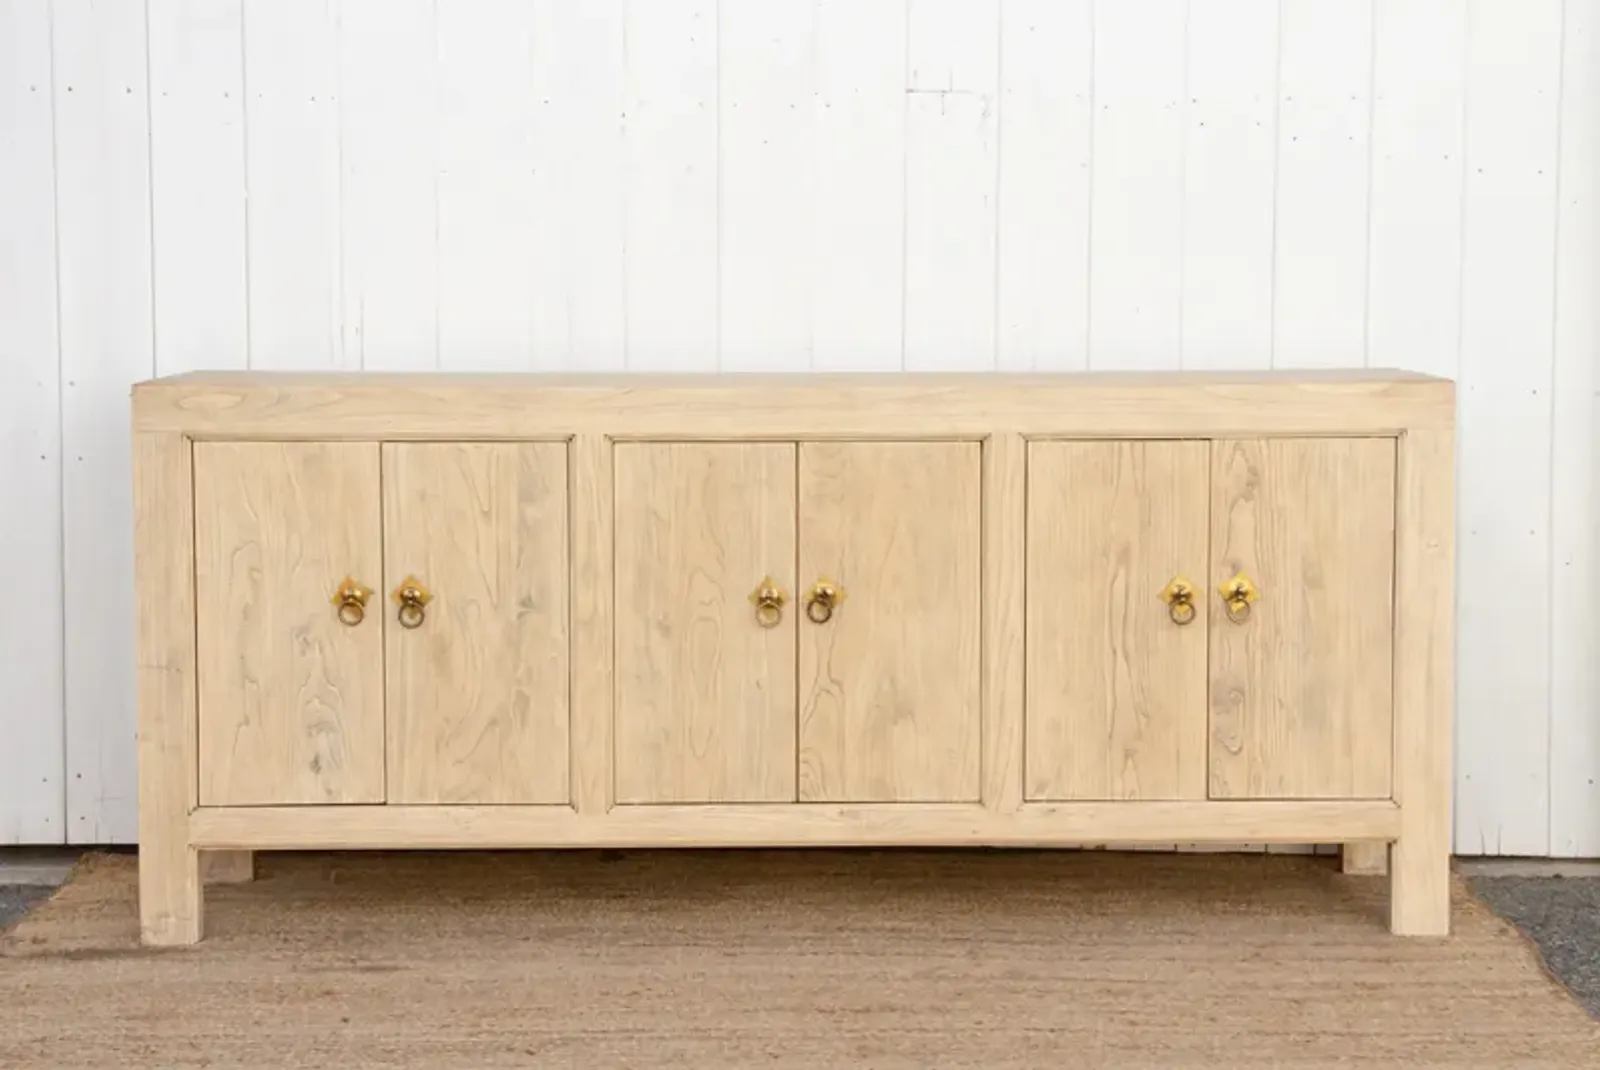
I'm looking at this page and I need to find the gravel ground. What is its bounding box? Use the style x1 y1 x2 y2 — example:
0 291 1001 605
0 886 53 934
1468 876 1600 1019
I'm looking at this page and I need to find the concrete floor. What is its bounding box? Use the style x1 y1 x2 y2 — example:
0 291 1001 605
1 851 1595 1020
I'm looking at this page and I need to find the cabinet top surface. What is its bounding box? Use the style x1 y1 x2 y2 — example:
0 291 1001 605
132 368 1454 437
137 367 1450 390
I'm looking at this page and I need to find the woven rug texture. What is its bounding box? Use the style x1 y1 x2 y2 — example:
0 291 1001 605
2 849 1596 1068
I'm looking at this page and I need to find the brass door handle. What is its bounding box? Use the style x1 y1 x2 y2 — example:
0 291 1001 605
804 579 846 624
1159 576 1196 626
1219 571 1259 624
748 576 788 628
392 576 432 629
331 577 373 627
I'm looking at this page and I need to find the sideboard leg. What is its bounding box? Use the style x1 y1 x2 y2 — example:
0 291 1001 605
1341 842 1388 875
135 431 204 946
202 850 255 884
1389 426 1453 937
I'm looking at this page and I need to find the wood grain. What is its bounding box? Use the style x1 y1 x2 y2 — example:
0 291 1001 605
569 435 614 815
1208 437 1397 800
193 442 385 806
188 800 1402 850
613 443 798 803
383 443 570 804
798 442 982 802
1027 440 1209 801
1391 427 1454 934
134 431 201 945
982 433 1026 813
132 370 1456 438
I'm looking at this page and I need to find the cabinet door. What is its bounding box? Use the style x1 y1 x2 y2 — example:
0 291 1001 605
194 442 384 805
1026 441 1209 801
383 443 569 804
1209 438 1396 799
798 442 981 802
614 443 797 803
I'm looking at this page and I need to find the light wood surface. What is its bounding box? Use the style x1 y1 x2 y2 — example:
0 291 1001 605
569 435 614 815
193 442 386 805
134 431 201 945
982 433 1026 814
798 443 982 802
383 443 570 804
1027 440 1209 801
1342 842 1390 875
188 800 1402 850
201 850 255 884
1208 438 1396 799
133 370 1455 438
613 443 798 803
134 371 1455 941
1391 427 1455 934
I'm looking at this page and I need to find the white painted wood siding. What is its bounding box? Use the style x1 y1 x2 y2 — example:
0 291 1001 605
1 0 1594 856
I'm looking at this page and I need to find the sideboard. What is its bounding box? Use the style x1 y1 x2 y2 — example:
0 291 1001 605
131 369 1454 943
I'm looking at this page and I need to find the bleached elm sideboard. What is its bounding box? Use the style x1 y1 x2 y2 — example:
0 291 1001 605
131 370 1454 944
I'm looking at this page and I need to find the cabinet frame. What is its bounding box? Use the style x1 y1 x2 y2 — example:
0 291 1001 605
133 370 1453 945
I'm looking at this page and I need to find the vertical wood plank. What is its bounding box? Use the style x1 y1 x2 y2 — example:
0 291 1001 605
570 434 614 814
1391 426 1455 934
1455 0 1562 857
134 431 200 945
811 0 905 371
436 0 537 371
1366 0 1466 378
624 0 718 371
243 0 342 369
903 0 999 371
1342 841 1389 875
384 444 570 805
529 0 627 370
1027 441 1209 801
613 444 797 803
1549 0 1600 858
1272 0 1373 368
339 0 438 371
148 0 248 374
1209 438 1396 800
719 2 815 371
982 433 1025 813
1088 0 1186 370
996 0 1092 372
798 443 982 802
56 0 153 844
193 443 385 806
1182 0 1277 370
0 0 64 845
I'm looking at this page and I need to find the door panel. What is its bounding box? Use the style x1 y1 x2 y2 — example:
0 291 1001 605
383 443 570 804
614 443 797 803
1209 438 1396 799
1026 441 1209 801
797 442 982 802
194 442 384 805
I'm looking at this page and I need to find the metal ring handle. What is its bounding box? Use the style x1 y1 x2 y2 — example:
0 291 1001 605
1225 598 1252 624
336 599 366 627
754 599 783 628
397 598 426 630
1168 598 1196 626
806 597 834 624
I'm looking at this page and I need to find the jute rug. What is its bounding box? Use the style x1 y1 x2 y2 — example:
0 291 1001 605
2 849 1596 1068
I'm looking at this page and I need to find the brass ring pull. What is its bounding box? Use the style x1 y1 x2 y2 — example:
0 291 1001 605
748 576 788 629
1159 577 1196 627
330 578 372 627
392 576 433 630
804 579 846 625
1219 572 1259 625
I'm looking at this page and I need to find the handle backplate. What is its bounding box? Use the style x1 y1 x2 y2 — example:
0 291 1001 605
1218 571 1259 624
748 576 789 629
1159 576 1197 626
331 577 372 627
392 575 433 630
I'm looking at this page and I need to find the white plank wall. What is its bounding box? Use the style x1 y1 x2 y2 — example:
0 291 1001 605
1 0 1596 857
